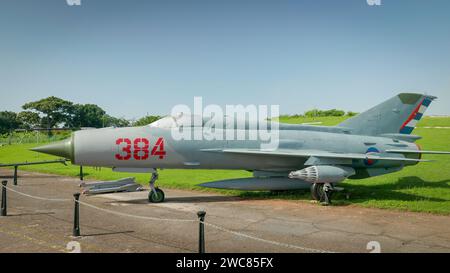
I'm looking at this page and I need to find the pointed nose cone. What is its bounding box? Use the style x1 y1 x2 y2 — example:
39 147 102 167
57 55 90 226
31 136 74 162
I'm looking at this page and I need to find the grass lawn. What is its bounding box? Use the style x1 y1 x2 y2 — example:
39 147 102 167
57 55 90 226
0 116 449 214
276 115 450 127
276 115 348 126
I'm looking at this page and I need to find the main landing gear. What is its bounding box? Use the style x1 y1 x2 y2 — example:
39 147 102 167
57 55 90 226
148 171 165 203
311 183 334 206
311 183 349 205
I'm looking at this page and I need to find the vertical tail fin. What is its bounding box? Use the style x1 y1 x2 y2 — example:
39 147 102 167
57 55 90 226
338 93 436 136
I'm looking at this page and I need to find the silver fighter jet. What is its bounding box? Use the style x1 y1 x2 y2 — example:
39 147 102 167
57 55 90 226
32 93 450 204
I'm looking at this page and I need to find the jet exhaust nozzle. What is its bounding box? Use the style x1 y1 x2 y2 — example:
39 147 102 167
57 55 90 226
30 136 74 162
288 165 355 183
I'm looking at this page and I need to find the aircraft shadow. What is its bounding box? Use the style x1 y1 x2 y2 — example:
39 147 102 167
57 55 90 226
113 195 244 205
167 195 243 203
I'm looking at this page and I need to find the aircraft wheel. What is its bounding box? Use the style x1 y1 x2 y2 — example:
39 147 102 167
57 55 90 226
148 188 165 203
311 183 324 201
311 183 333 205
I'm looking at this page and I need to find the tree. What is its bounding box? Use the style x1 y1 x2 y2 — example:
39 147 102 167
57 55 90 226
304 108 345 117
102 115 130 128
22 96 74 128
17 111 41 129
304 109 321 118
323 109 345 117
69 104 106 128
133 115 161 127
0 111 21 134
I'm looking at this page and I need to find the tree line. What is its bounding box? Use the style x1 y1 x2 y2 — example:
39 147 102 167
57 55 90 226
0 96 161 134
279 109 358 119
1 96 359 135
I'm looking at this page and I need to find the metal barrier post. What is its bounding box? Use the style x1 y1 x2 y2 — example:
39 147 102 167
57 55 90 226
1 181 7 216
13 166 18 186
197 211 206 253
73 193 81 237
79 166 84 181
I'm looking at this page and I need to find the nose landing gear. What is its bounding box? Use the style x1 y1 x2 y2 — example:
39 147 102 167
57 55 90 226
148 171 165 203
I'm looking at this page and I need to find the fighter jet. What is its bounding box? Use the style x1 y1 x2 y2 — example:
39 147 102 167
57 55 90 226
32 93 450 204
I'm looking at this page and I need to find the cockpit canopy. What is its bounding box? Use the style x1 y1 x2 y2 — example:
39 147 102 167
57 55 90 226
147 113 350 133
148 113 271 129
148 114 204 128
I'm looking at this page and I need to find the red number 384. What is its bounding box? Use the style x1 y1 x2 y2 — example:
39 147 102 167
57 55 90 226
115 137 166 160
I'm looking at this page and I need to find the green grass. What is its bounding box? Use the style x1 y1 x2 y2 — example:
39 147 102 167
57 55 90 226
0 116 449 214
276 115 348 126
276 115 450 127
416 116 450 127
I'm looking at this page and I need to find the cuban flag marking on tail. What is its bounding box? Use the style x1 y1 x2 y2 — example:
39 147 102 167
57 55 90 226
399 97 432 134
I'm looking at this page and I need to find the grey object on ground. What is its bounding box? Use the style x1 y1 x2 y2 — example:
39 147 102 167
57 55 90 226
80 177 143 195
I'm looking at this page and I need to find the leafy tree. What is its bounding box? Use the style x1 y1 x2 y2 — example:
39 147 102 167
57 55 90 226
304 109 321 118
0 111 21 134
133 115 161 127
323 109 345 117
69 104 106 128
22 96 74 128
347 111 358 117
304 108 346 117
102 115 130 128
17 111 41 129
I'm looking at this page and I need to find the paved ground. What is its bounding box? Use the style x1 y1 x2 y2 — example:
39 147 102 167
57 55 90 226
1 169 450 253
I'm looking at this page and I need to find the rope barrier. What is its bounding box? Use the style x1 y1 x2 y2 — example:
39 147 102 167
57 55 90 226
203 221 334 253
3 185 72 202
75 199 197 223
1 184 335 253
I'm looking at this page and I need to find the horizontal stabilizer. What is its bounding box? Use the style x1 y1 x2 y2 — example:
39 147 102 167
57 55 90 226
380 134 422 142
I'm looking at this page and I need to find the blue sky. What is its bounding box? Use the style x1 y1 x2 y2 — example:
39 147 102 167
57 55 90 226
0 0 449 119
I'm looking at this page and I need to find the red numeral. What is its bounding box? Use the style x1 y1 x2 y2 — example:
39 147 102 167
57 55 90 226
115 137 166 160
133 138 149 160
115 138 132 160
151 137 166 159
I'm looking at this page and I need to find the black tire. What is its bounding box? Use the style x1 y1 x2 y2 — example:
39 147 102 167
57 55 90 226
148 188 165 203
311 183 334 204
311 183 324 201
